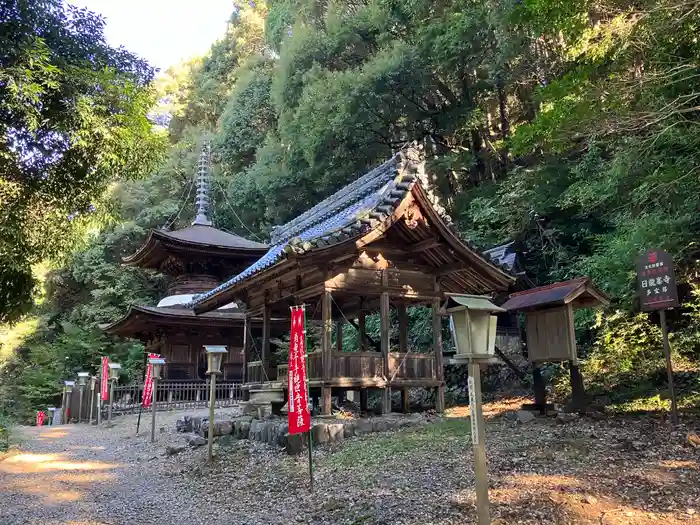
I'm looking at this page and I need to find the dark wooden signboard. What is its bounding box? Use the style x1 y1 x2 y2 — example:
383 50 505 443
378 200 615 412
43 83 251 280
636 249 678 311
636 248 680 425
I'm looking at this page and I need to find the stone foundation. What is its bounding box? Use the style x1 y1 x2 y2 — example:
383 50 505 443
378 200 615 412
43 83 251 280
176 412 427 455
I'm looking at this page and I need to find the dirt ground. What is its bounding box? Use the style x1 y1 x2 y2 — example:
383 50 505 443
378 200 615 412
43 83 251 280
1 399 699 525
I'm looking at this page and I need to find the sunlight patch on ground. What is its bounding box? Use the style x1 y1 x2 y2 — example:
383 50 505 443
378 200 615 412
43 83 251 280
0 452 119 474
0 452 119 506
658 459 698 470
445 396 530 420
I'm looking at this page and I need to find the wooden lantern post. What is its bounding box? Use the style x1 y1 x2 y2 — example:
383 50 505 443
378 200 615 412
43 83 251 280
204 345 227 463
444 294 506 525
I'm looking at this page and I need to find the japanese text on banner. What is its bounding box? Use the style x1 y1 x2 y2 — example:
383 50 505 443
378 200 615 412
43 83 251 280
142 353 160 408
100 356 109 401
288 306 310 435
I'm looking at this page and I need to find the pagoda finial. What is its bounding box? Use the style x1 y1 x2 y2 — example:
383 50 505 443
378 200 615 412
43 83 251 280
192 142 213 226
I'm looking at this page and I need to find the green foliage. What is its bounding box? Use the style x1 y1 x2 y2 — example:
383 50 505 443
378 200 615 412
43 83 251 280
0 0 166 323
6 0 700 419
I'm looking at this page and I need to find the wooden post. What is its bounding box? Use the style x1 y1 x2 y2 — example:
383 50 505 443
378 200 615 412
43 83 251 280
207 373 217 463
401 388 410 413
358 301 367 351
359 389 368 413
243 316 251 383
150 376 158 443
321 290 332 415
61 389 67 425
336 321 343 352
468 361 491 525
659 309 679 425
380 270 391 414
432 294 445 413
533 363 547 415
107 380 114 423
262 307 271 373
89 380 95 424
398 303 408 353
569 362 585 412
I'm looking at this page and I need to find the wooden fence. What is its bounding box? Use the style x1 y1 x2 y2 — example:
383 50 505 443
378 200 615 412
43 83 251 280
62 380 243 423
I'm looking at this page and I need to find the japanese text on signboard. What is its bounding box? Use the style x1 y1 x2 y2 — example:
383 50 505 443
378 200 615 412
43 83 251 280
288 306 310 435
100 356 109 401
636 250 679 311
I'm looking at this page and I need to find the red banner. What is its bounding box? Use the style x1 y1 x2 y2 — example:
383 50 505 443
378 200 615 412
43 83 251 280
288 306 310 435
100 356 109 401
142 353 160 408
36 411 45 427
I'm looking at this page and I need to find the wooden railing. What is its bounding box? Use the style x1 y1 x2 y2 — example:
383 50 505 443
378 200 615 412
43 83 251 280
247 361 264 384
307 352 323 380
62 380 245 422
277 364 289 384
496 327 522 355
246 361 277 384
304 352 434 382
332 352 384 379
388 353 436 381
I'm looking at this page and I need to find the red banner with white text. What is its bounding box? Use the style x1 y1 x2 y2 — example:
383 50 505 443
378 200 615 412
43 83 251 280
288 306 310 435
142 353 160 408
100 356 109 401
36 411 46 427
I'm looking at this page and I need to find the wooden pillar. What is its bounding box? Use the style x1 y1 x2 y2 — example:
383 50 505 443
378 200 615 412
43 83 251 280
358 300 367 351
380 271 391 414
336 321 343 352
262 306 271 372
243 316 251 400
321 290 333 415
432 294 445 413
359 389 368 412
533 363 546 414
398 303 408 353
569 362 585 412
401 387 410 413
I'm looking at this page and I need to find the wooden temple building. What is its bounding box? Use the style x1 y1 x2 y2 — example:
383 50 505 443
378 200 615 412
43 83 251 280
189 147 516 414
103 145 283 382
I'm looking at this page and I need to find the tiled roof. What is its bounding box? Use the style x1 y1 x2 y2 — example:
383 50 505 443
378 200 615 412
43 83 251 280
484 241 517 271
162 225 267 250
188 149 515 309
189 153 413 307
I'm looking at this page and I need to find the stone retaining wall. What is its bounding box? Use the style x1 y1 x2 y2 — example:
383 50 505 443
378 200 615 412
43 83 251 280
176 413 427 455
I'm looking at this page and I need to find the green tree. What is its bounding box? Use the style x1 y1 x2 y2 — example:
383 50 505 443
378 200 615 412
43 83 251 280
0 0 166 323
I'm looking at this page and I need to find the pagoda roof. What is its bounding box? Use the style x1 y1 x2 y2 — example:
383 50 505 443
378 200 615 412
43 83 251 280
122 224 268 269
484 242 517 272
190 148 515 314
101 304 287 339
500 277 610 312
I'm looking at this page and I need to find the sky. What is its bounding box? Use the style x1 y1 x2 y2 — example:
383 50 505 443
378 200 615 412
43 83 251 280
68 0 234 71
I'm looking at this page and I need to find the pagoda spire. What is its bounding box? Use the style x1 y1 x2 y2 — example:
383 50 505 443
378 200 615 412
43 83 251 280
192 142 213 226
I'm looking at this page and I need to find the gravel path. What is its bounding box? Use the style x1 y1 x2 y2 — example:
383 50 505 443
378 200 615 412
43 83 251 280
1 401 699 525
0 409 224 525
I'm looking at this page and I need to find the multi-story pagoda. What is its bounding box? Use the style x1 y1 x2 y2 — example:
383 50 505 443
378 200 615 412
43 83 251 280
103 145 273 382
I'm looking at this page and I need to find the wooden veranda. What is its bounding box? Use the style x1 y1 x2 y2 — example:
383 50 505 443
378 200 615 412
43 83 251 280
192 148 515 414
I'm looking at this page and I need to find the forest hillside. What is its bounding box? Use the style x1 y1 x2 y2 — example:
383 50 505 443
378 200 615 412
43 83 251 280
2 0 700 421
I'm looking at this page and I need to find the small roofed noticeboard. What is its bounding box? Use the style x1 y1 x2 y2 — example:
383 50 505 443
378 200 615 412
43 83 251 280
636 249 679 311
